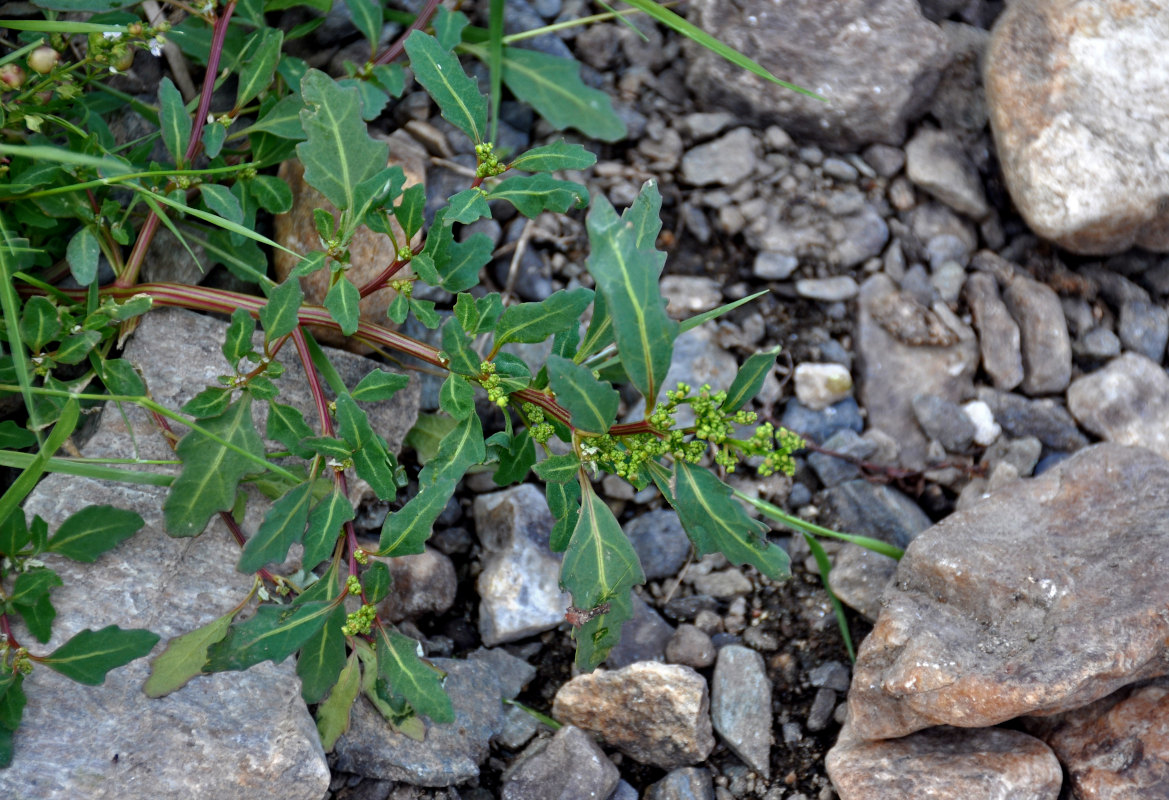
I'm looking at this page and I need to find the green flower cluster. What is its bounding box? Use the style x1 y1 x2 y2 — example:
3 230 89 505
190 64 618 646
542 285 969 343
579 383 804 479
342 603 377 637
479 361 509 407
390 278 413 296
0 638 32 676
474 142 507 179
522 403 555 444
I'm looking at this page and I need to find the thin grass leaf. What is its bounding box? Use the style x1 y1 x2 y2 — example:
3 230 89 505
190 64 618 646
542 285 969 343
804 532 855 662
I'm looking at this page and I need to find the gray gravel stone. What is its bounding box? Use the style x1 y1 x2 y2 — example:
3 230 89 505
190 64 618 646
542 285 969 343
905 127 989 218
496 705 541 751
377 547 457 622
930 261 967 304
501 725 619 800
1118 300 1169 363
754 251 800 281
977 388 1089 452
473 485 571 646
810 661 852 692
862 143 906 177
1067 352 1169 461
795 276 860 302
467 648 537 701
781 396 864 444
822 157 860 182
1003 276 1072 395
964 272 1024 390
667 625 718 669
807 428 877 488
825 480 932 550
623 510 692 581
807 688 838 733
606 594 675 668
1077 326 1123 359
711 646 772 778
912 393 977 452
833 206 890 269
645 767 715 800
680 127 758 187
335 659 504 786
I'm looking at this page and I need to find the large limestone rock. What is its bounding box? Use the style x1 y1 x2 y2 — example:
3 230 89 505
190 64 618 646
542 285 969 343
685 0 949 149
986 0 1169 254
849 444 1169 740
0 307 423 798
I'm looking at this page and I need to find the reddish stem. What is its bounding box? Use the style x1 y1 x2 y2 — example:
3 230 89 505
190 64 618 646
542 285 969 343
373 0 444 66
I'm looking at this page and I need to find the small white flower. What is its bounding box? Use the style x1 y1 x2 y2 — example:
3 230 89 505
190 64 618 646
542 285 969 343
103 31 122 41
148 37 163 57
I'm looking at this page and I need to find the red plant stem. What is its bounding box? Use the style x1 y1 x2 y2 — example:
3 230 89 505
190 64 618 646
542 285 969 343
0 613 20 654
118 0 237 289
373 0 444 66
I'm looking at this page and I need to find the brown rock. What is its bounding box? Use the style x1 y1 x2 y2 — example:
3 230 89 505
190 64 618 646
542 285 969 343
553 662 715 768
848 444 1169 740
274 130 429 344
827 718 1062 800
376 546 457 623
856 274 979 469
1030 678 1169 799
986 0 1169 254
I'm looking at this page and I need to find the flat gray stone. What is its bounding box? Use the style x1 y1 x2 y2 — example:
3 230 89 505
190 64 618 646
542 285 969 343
905 127 989 218
644 767 715 800
334 659 504 786
849 444 1169 740
501 725 619 800
711 645 772 778
473 485 571 646
685 0 949 149
964 271 1024 391
680 127 758 187
1003 276 1072 395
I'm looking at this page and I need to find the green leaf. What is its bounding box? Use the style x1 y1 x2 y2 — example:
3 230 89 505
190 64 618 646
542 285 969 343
679 290 769 335
0 509 31 556
16 592 55 643
101 358 146 397
371 64 405 97
576 289 613 362
0 726 11 769
547 478 581 553
164 397 266 537
20 295 60 352
439 374 475 420
202 119 228 158
46 505 143 562
325 276 361 336
441 317 481 377
352 369 409 402
440 233 492 293
245 94 307 140
260 277 304 340
299 603 348 703
0 673 25 741
492 429 535 486
445 188 491 225
335 394 398 500
494 287 593 348
42 626 160 685
487 174 588 218
417 412 485 487
724 345 780 412
585 188 677 403
303 489 354 568
362 561 391 604
509 140 597 173
52 330 101 364
203 600 332 672
393 183 425 242
546 355 618 434
0 421 35 451
66 226 100 285
158 77 191 166
236 27 284 107
533 453 580 483
316 650 361 750
387 292 409 325
432 5 470 50
238 481 314 573
179 387 237 420
200 183 244 226
222 308 257 365
454 292 502 335
404 31 487 144
267 400 315 459
561 480 645 670
248 175 294 214
409 298 440 329
143 609 235 697
297 69 389 212
498 46 625 142
404 413 459 465
344 0 381 51
661 461 790 580
375 626 454 722
805 532 855 662
11 567 62 607
378 478 456 556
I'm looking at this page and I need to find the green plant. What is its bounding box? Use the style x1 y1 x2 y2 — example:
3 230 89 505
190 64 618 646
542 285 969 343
0 0 843 767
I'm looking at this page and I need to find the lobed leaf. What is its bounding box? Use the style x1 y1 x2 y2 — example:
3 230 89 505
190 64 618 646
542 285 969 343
445 188 492 225
509 140 597 173
378 478 457 556
375 626 454 723
352 369 409 402
259 277 305 340
494 287 593 348
440 317 481 377
498 46 625 142
236 28 284 108
222 308 257 366
487 174 588 218
325 277 361 336
439 374 475 420
417 413 485 487
335 394 398 500
164 397 265 537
